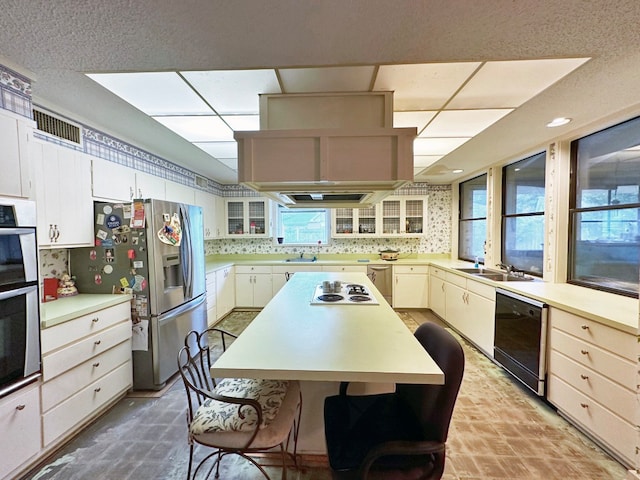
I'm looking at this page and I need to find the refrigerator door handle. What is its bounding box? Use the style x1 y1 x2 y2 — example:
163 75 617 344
180 204 194 299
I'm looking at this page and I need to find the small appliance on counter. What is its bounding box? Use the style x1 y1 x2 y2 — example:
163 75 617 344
378 249 399 261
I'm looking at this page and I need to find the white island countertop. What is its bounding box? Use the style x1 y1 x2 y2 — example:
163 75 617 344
211 272 444 385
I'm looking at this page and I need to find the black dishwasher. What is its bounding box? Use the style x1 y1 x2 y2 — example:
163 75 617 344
494 289 548 396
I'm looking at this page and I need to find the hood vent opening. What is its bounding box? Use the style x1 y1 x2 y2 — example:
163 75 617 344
236 92 415 208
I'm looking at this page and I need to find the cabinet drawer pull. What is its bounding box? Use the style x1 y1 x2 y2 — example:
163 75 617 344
94 387 101 393
580 374 589 380
94 340 101 346
15 404 25 411
580 403 589 408
93 362 100 368
92 317 99 323
580 349 589 355
580 324 589 330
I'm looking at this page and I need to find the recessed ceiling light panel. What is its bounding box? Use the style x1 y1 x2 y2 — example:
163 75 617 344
87 72 211 115
546 117 572 127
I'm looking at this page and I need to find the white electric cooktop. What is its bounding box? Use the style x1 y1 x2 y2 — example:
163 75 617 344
311 283 380 305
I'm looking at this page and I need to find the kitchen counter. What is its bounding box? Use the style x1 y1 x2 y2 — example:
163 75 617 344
427 259 638 334
211 270 444 454
40 294 132 329
211 271 444 384
205 254 638 334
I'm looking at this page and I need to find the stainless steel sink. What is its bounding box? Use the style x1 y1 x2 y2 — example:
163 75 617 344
455 267 494 274
455 267 534 281
285 257 317 262
474 272 534 282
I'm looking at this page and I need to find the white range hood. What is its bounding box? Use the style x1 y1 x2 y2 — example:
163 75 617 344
235 92 416 208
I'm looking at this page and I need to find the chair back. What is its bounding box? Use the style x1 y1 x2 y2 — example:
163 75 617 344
396 322 464 444
177 328 237 423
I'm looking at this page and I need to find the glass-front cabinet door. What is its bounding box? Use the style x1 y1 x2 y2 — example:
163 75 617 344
380 196 427 236
331 197 427 237
331 205 378 237
225 198 270 237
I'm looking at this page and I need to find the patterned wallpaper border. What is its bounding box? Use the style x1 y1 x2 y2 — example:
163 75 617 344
0 63 32 118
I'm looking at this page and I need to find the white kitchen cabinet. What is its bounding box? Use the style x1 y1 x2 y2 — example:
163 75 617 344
0 111 32 198
215 266 235 320
428 266 446 319
31 141 93 247
225 197 271 237
331 205 378 236
235 265 273 307
205 272 217 327
39 300 132 448
272 265 321 296
444 272 495 356
214 194 226 238
91 157 136 201
380 196 427 236
547 308 635 467
321 265 367 273
165 180 196 205
195 190 220 240
392 265 429 308
0 382 41 480
135 171 165 199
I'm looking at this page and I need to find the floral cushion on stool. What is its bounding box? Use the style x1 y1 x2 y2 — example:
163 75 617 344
190 378 289 435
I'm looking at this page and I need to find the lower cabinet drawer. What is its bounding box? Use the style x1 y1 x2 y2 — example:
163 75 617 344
548 350 634 423
42 321 131 381
549 329 634 388
42 340 132 413
548 375 635 466
550 308 635 361
42 361 132 446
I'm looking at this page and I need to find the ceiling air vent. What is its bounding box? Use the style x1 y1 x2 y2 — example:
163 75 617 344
33 109 82 145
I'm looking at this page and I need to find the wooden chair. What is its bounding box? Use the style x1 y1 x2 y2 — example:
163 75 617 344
323 322 464 479
178 327 301 479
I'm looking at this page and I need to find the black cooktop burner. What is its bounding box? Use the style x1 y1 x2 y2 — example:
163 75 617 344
349 295 372 302
346 284 368 295
317 294 344 302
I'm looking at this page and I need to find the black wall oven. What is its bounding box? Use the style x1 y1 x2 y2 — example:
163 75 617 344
494 289 548 396
0 198 40 399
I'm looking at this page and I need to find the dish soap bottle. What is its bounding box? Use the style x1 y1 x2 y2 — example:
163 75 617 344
474 256 479 268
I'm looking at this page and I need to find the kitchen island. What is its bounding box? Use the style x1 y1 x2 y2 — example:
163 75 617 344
210 271 444 453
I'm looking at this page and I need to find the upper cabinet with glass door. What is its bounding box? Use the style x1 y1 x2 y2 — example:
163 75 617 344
225 197 271 237
331 205 378 237
330 197 427 237
380 196 428 237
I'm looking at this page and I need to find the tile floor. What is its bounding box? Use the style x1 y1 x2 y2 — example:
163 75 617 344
22 310 629 480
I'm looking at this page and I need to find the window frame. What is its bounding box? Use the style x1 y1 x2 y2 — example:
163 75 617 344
458 173 487 263
500 152 546 277
568 116 640 298
274 205 331 247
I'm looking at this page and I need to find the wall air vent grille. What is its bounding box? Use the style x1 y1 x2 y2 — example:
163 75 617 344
33 109 82 145
195 175 208 188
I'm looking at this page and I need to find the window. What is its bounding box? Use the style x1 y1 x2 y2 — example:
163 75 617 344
459 174 487 262
569 116 640 297
275 205 330 245
501 152 546 276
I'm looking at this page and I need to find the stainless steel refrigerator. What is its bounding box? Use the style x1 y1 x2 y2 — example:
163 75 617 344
69 199 206 390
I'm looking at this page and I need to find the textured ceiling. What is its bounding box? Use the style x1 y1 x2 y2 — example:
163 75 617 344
2 0 640 185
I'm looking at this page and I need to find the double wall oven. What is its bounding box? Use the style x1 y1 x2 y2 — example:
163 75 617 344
0 198 40 399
